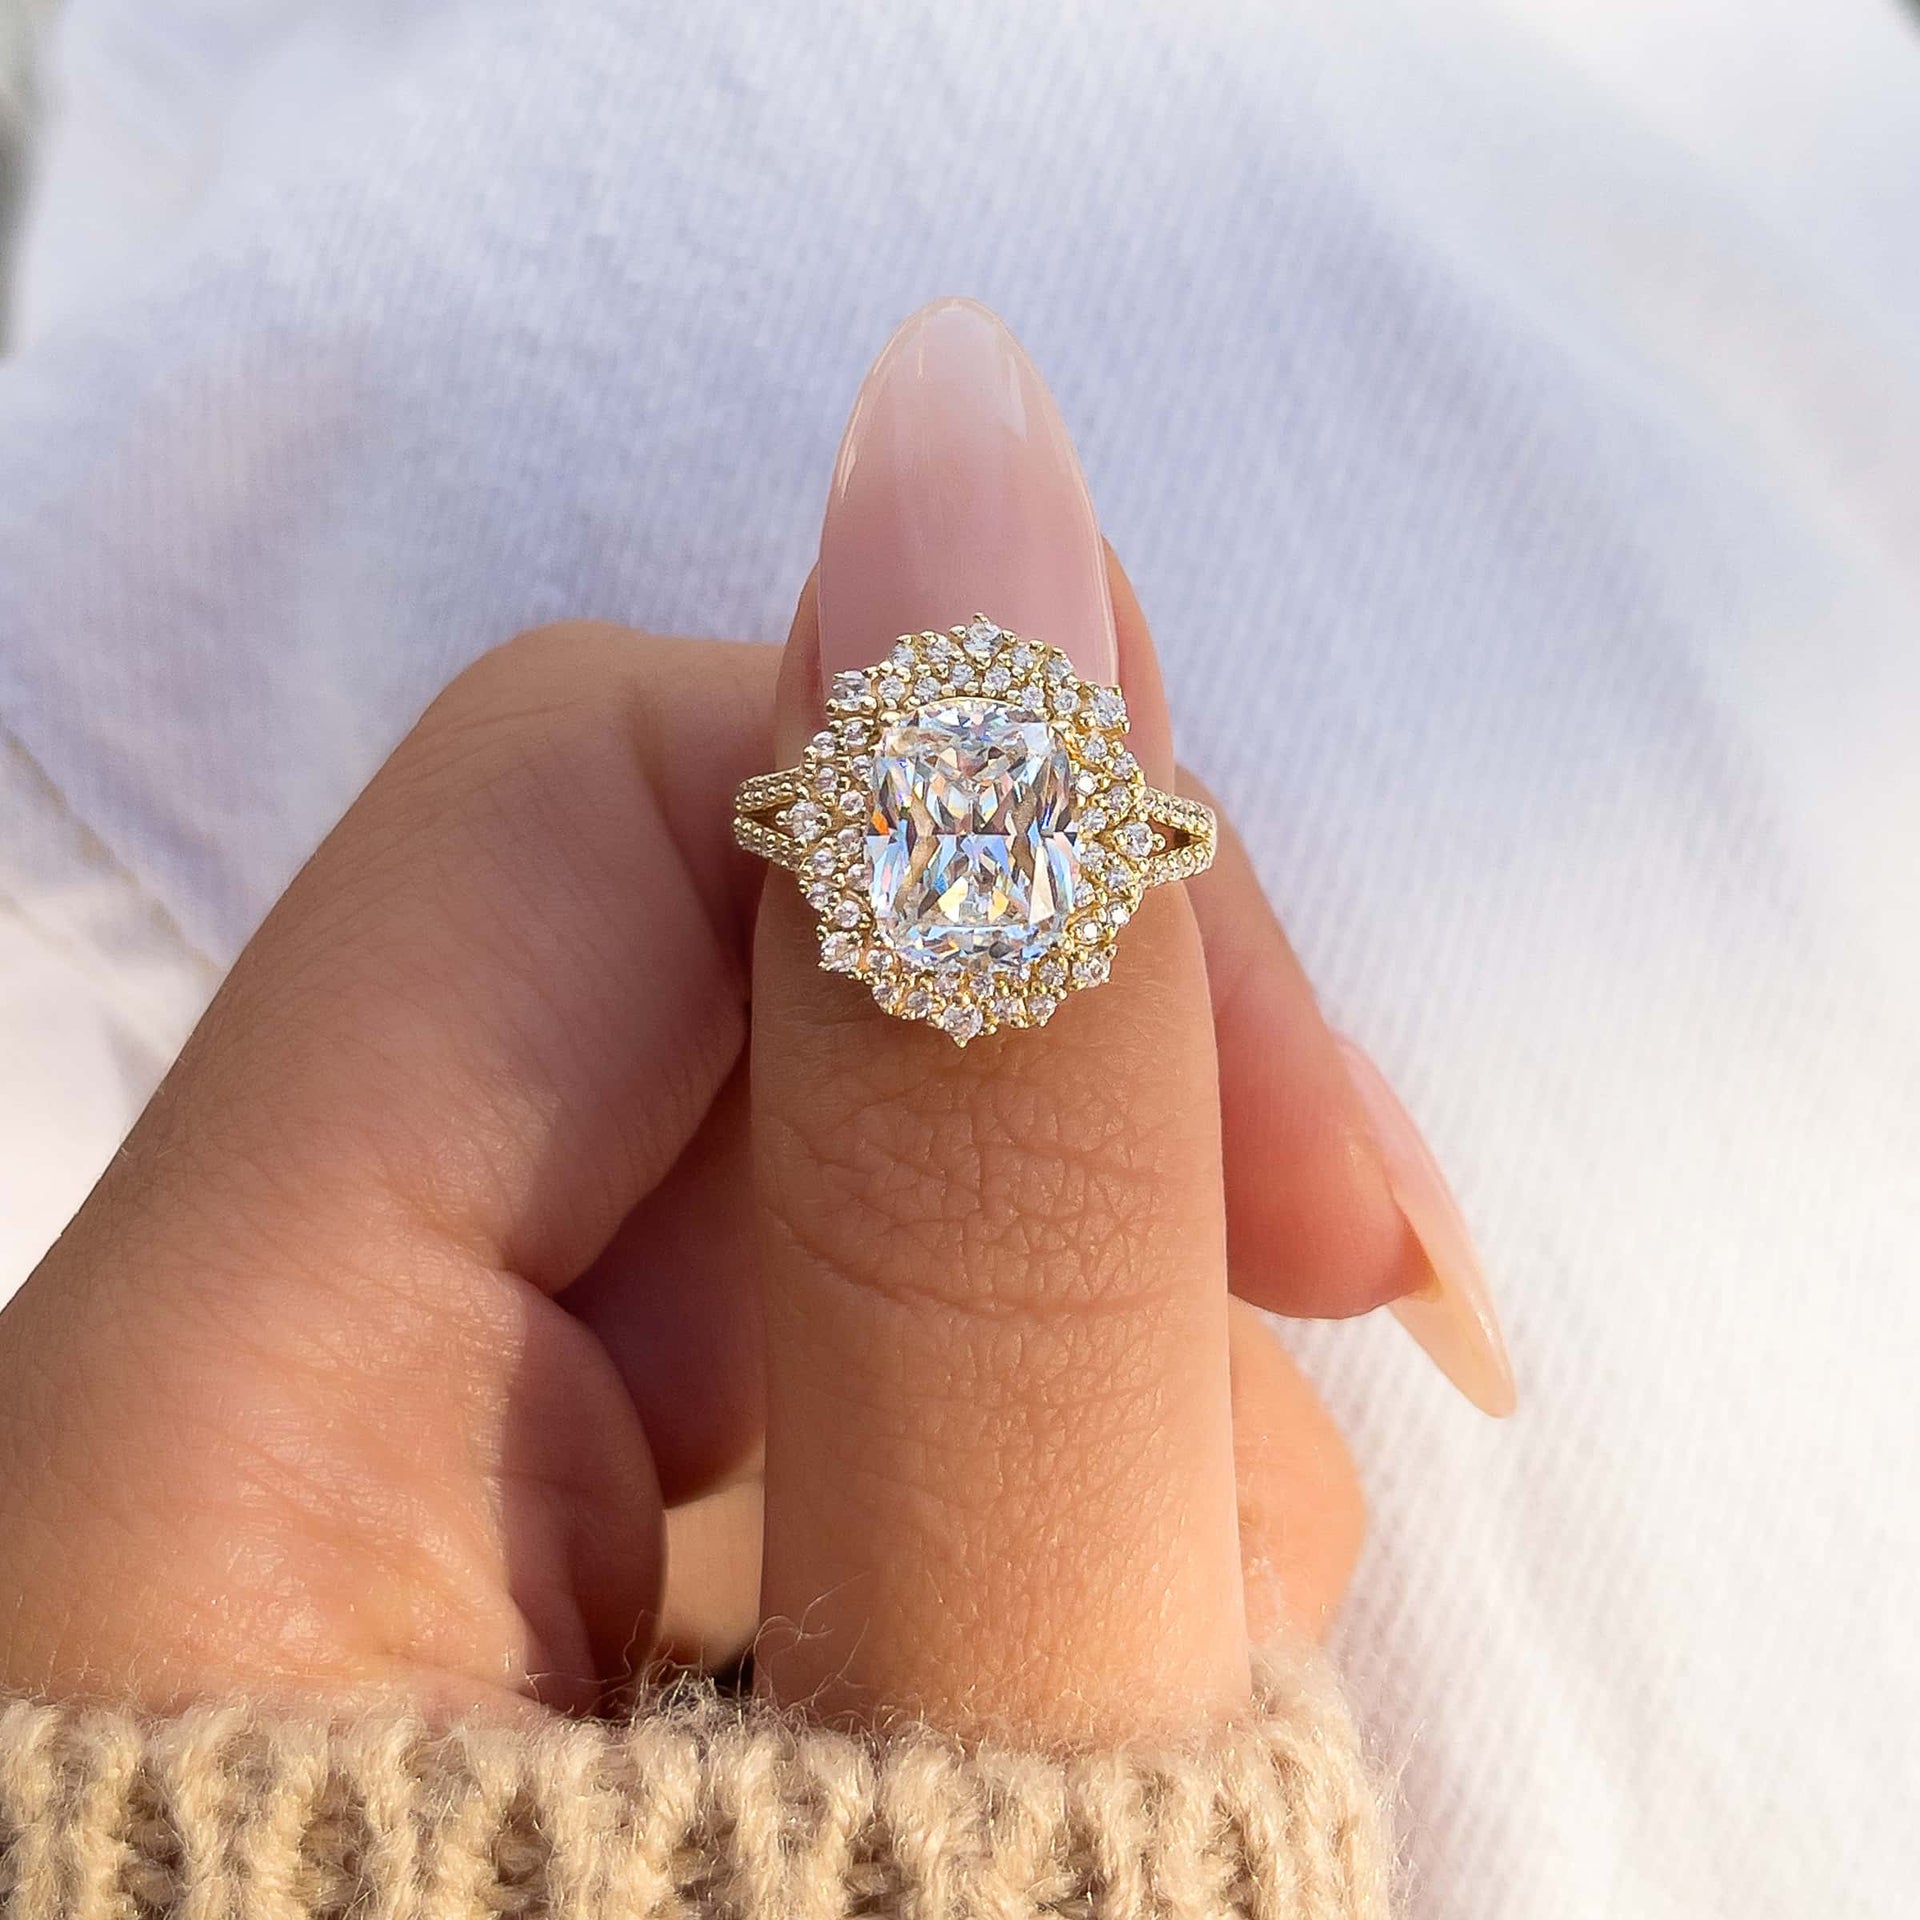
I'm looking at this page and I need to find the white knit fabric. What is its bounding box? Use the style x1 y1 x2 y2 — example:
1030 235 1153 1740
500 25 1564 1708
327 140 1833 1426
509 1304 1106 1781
1 3 1916 1914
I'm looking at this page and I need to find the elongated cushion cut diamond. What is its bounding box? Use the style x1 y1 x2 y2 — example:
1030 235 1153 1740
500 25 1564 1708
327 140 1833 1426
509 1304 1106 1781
869 700 1080 966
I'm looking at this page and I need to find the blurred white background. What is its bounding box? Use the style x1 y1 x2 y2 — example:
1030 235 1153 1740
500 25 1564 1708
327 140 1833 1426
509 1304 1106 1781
1 3 1916 1914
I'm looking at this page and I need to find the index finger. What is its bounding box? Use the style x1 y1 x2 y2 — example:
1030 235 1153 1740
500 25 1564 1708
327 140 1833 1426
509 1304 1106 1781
750 301 1249 1742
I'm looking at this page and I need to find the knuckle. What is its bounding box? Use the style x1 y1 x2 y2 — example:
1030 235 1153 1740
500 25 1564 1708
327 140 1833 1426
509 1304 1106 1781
436 621 651 720
407 624 654 779
360 629 684 896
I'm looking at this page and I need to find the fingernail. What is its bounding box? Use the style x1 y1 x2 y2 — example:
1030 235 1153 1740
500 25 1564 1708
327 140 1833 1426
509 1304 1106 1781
1336 1037 1518 1418
819 297 1118 682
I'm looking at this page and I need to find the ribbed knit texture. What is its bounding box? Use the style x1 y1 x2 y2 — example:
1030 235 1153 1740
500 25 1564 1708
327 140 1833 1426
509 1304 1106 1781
0 1653 1389 1919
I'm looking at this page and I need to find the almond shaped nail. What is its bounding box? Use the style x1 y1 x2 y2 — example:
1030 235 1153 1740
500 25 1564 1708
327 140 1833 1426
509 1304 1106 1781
818 297 1119 684
1336 1037 1517 1417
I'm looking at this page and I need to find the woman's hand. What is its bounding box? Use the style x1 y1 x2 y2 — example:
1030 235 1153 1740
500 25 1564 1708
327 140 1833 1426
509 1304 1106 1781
0 301 1496 1739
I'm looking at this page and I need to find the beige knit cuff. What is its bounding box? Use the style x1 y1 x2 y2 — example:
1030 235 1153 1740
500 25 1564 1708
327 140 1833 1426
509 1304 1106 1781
0 1649 1392 1919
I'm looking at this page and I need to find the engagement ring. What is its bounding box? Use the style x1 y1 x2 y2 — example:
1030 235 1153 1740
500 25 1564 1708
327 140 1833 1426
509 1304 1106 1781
734 617 1215 1044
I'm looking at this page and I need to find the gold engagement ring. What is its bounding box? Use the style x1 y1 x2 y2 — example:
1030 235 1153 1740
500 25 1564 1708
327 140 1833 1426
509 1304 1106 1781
733 616 1215 1044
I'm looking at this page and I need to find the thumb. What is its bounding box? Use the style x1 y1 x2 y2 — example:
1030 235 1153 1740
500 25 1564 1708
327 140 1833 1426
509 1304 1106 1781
750 300 1248 1742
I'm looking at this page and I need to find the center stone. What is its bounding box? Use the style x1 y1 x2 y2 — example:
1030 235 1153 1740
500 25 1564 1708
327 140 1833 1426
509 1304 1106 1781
868 699 1080 967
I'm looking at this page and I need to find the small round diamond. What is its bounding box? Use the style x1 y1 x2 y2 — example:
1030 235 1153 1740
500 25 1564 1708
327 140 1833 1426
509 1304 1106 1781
903 987 934 1019
1075 920 1103 945
1027 992 1059 1023
829 670 870 711
878 673 908 705
1112 749 1140 781
913 675 942 703
1090 687 1127 729
1106 901 1132 928
831 897 863 929
1081 806 1108 833
837 718 870 747
813 766 839 796
821 932 862 971
967 617 1001 650
1074 952 1112 987
1081 732 1108 761
810 729 836 756
983 665 1012 694
835 826 863 856
787 800 828 841
1009 644 1035 671
836 789 866 817
808 848 838 877
805 880 835 911
1117 821 1156 858
939 1003 984 1041
1075 768 1102 796
1044 654 1072 681
1051 685 1079 715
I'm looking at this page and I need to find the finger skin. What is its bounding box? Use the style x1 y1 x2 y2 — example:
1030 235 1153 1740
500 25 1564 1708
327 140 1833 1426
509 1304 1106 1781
111 623 771 1291
1227 1300 1365 1643
656 1473 765 1672
1104 552 1420 1320
641 1314 1359 1670
562 1064 764 1505
0 626 771 1712
754 581 1249 1742
1192 792 1432 1314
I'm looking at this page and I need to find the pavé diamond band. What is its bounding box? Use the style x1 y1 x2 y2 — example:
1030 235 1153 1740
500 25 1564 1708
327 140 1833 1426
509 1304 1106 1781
733 616 1215 1045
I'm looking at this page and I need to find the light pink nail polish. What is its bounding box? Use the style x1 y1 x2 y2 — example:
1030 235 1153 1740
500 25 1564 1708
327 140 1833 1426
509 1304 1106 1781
818 298 1119 684
1336 1038 1518 1418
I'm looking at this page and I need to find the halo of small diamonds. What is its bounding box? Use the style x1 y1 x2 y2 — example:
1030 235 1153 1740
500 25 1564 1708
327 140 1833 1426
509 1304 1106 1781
733 616 1214 1046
